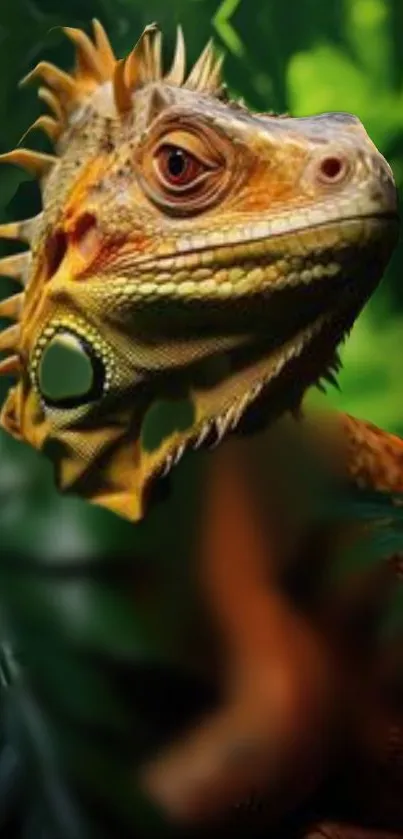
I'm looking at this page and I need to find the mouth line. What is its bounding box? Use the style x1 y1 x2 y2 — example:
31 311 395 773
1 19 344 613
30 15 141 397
130 210 399 270
184 211 399 254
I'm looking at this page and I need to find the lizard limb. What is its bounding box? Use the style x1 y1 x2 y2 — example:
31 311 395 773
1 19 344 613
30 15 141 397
140 436 336 824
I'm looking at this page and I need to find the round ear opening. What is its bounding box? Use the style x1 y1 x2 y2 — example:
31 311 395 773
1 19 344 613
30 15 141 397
37 331 105 408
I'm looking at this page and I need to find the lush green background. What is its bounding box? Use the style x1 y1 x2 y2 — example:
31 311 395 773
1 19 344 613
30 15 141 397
0 0 402 558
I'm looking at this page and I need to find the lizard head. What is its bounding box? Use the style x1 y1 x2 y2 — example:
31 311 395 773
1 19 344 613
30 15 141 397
0 22 399 521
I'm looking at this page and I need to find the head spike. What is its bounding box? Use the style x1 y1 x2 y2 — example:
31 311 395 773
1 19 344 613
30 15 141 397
185 38 224 94
142 30 154 83
124 48 140 92
0 149 56 179
152 30 163 81
92 19 116 74
0 215 39 244
113 59 133 115
124 23 161 90
0 325 20 353
142 24 162 82
165 26 186 86
0 293 24 321
63 27 106 83
207 54 225 94
38 87 64 122
24 115 62 145
0 253 30 285
186 39 214 90
20 62 77 112
0 354 21 377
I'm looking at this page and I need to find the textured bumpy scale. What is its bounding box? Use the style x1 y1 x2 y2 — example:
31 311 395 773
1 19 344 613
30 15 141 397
0 19 399 522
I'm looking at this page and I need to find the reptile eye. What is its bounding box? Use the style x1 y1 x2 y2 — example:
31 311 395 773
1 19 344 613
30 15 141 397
140 123 232 215
155 145 205 188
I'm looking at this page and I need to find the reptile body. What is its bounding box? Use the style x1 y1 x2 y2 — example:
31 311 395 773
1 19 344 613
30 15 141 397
0 21 402 839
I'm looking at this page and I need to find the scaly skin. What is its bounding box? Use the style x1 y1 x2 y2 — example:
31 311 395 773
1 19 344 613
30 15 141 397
0 21 402 838
0 22 398 520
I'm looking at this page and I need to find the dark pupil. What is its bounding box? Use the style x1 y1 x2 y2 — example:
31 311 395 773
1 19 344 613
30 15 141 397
167 148 187 178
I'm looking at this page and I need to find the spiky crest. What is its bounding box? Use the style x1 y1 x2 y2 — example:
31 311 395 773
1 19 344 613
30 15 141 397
164 26 186 86
0 325 20 353
0 294 24 321
0 253 30 284
0 149 56 178
0 21 225 377
0 216 39 244
15 20 224 136
19 19 117 131
28 115 62 143
0 355 21 377
0 252 30 374
114 23 225 114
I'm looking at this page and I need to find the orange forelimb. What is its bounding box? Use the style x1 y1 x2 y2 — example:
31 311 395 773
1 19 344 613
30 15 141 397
140 414 403 829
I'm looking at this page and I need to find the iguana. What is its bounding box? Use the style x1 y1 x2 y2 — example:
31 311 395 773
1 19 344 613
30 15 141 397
0 20 402 839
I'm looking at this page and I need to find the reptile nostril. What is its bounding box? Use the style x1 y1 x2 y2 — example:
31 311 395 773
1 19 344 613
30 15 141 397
318 154 348 184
